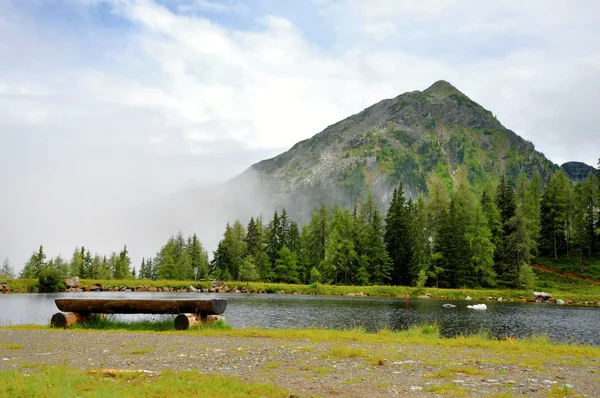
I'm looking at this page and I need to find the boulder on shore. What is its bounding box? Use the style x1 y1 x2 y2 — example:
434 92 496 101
64 277 80 288
534 292 553 302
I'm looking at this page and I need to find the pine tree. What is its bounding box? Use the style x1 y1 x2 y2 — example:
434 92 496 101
245 217 270 281
69 247 83 277
275 246 300 283
496 174 516 276
0 258 15 279
358 193 391 285
409 196 430 287
53 255 69 278
480 185 502 275
385 185 411 285
524 172 544 256
239 256 260 282
21 245 47 278
425 175 450 288
97 256 112 280
304 205 329 276
187 234 209 280
266 211 282 270
114 245 132 279
540 171 571 259
139 258 147 280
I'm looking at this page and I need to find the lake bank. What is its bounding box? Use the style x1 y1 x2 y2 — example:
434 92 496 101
3 271 600 306
1 326 599 397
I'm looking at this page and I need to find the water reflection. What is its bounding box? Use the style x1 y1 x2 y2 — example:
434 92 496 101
1 292 599 346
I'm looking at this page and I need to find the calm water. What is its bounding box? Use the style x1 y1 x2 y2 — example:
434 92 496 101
1 292 599 346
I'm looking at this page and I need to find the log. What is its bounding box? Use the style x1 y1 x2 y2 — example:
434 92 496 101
54 298 227 315
174 313 199 330
51 312 86 328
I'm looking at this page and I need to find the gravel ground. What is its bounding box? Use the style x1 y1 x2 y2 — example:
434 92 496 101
1 330 600 397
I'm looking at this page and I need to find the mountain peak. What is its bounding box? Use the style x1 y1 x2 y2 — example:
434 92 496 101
423 80 460 94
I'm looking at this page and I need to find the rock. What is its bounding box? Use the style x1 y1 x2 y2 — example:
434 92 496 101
442 304 456 308
467 304 487 310
465 296 472 300
89 285 100 291
278 290 285 294
356 292 365 297
148 287 158 292
346 293 356 296
201 288 209 293
232 289 241 293
418 295 430 299
188 285 197 293
556 299 565 305
534 291 552 302
497 297 503 301
64 277 80 288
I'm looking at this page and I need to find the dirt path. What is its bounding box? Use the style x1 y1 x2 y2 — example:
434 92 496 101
531 263 600 284
1 330 599 397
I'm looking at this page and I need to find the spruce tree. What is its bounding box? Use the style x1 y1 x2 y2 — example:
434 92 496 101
359 193 391 285
275 246 300 283
540 171 571 259
496 174 516 276
1 258 15 279
384 185 411 285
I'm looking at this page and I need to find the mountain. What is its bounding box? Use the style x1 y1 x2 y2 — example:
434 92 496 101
561 161 596 182
242 81 558 220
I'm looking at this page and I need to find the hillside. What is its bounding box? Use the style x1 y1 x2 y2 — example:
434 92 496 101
561 161 597 182
245 81 558 220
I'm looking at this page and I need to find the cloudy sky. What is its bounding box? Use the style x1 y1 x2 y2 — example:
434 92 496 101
1 0 599 271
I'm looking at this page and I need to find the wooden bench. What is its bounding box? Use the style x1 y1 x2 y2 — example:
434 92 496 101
50 298 227 330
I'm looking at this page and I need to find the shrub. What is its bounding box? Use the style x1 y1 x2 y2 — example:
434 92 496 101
38 267 65 293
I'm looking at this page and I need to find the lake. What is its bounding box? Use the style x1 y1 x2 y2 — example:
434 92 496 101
1 292 599 346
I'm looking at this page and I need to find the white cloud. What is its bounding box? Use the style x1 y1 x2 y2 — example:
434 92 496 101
1 0 600 270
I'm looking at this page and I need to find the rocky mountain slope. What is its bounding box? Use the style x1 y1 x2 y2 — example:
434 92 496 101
561 161 596 182
241 81 561 220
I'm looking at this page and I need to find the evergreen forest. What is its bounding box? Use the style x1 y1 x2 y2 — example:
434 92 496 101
10 162 600 290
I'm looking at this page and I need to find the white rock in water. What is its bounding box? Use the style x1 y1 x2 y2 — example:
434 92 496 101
465 296 472 300
442 304 456 308
556 299 565 305
467 304 487 310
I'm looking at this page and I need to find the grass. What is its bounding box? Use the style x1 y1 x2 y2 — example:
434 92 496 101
4 321 600 361
1 343 22 350
0 365 291 397
427 366 488 379
66 314 233 332
6 267 600 302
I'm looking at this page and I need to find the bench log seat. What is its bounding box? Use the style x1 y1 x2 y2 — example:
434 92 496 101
51 298 227 330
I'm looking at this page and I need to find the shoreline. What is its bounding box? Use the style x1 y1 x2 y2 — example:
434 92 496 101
2 277 600 306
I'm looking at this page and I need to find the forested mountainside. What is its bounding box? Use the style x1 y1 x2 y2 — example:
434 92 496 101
247 80 560 220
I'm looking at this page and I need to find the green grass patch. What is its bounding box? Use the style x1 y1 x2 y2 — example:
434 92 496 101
264 361 282 370
0 365 291 397
2 343 22 350
66 315 233 332
425 382 470 396
427 366 488 379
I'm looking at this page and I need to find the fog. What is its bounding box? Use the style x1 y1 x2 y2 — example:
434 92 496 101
0 130 282 273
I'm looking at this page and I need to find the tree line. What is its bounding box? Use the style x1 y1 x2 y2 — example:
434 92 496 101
7 161 599 289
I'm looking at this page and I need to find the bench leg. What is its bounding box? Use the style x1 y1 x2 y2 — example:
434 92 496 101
174 313 199 330
51 312 86 328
